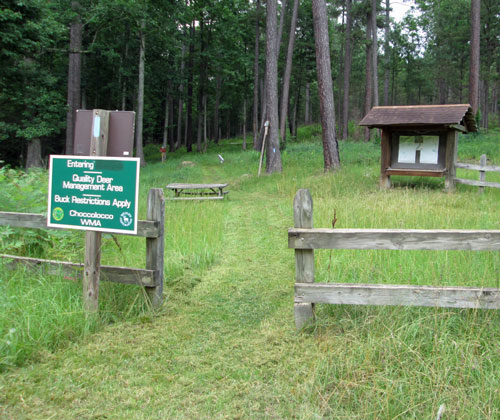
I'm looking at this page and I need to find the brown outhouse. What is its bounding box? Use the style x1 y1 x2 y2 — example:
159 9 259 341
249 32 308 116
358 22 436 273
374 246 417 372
359 104 477 190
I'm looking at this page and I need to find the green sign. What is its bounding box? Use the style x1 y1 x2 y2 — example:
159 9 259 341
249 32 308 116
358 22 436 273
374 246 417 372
48 156 140 234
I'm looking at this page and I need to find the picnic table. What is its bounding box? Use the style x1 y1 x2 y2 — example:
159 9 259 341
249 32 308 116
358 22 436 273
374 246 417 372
165 183 229 200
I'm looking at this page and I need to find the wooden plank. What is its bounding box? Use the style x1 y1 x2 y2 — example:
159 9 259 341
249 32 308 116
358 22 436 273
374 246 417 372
0 212 48 229
359 105 474 129
0 254 157 286
170 191 226 196
288 228 500 251
455 178 500 189
295 282 500 310
145 188 164 308
135 220 161 238
166 196 225 201
166 183 228 189
385 169 445 177
293 189 315 328
455 162 500 172
100 266 157 286
0 212 160 238
446 124 467 133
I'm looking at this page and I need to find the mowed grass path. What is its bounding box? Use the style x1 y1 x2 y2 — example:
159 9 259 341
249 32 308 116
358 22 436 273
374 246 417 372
1 139 500 419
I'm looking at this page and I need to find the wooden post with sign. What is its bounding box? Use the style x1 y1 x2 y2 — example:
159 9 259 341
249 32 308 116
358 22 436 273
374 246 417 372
83 109 110 312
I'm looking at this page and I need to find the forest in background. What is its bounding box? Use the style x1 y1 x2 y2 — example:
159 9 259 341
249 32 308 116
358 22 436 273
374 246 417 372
0 0 497 169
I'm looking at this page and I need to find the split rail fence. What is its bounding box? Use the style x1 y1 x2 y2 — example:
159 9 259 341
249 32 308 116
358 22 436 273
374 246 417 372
289 189 500 329
455 154 500 192
0 188 165 309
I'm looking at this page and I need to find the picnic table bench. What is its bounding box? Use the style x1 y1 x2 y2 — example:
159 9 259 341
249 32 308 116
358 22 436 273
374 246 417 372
165 183 229 200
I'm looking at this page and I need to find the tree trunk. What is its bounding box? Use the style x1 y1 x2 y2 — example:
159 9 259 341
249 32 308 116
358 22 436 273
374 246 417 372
438 78 447 104
265 0 282 173
253 0 261 150
214 70 221 144
243 98 247 150
481 2 495 129
255 80 268 151
342 0 352 140
186 23 195 153
162 95 169 150
203 94 208 152
121 41 129 110
26 138 43 170
291 82 301 137
305 82 310 124
312 0 341 170
226 110 231 139
371 0 379 107
277 0 288 53
337 5 344 138
196 108 203 152
289 97 297 137
469 0 480 114
383 0 390 105
135 19 146 166
483 77 489 129
279 0 299 145
176 43 186 150
168 91 175 152
65 1 82 155
197 18 205 153
364 11 373 142
391 52 397 104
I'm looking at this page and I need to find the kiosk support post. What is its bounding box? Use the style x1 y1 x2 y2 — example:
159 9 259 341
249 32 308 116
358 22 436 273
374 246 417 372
380 128 392 189
444 130 458 192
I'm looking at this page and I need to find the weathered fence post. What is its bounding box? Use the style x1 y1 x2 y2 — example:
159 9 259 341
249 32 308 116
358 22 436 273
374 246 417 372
146 188 165 308
293 189 315 329
479 154 487 194
83 109 110 312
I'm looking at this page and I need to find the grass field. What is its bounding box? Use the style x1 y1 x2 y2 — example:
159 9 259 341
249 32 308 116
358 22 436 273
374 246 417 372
0 127 499 419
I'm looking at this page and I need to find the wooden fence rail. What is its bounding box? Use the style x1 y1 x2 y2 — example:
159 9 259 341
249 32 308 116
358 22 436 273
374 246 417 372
0 188 165 309
289 189 500 329
455 154 500 192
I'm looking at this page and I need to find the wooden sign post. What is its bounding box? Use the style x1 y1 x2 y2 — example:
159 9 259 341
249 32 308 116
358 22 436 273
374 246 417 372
83 110 110 312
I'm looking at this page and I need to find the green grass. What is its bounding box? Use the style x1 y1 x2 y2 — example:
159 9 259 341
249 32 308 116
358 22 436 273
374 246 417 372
0 127 499 418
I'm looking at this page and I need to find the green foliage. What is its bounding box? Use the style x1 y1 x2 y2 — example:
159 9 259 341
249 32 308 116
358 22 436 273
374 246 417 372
2 0 500 169
457 129 500 162
295 123 322 142
0 132 499 417
0 167 83 259
0 268 95 370
142 143 162 163
0 0 67 166
0 166 47 212
0 167 48 256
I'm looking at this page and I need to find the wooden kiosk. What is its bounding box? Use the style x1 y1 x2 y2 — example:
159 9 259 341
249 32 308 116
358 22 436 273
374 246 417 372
359 105 477 190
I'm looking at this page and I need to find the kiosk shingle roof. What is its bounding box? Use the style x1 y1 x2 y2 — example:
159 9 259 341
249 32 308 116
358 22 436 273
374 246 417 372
359 104 477 132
